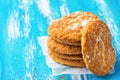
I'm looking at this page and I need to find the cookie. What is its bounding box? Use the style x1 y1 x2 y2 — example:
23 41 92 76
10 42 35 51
48 12 100 46
47 37 82 55
48 48 83 60
48 50 85 67
81 20 116 76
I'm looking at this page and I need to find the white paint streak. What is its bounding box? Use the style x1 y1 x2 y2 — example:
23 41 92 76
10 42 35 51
24 72 33 80
8 11 20 41
60 0 69 16
19 0 31 38
37 0 51 17
20 0 29 11
22 0 28 4
24 40 36 80
60 5 69 16
25 40 36 68
23 14 30 38
83 74 87 80
24 14 30 26
36 0 54 24
71 74 81 80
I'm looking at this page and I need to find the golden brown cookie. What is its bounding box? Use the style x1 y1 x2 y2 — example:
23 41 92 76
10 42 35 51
48 49 85 67
48 48 83 60
47 37 82 55
81 20 116 76
48 12 100 46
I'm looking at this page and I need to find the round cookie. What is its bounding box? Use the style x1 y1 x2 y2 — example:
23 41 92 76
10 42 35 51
48 48 83 60
48 12 100 46
81 20 116 76
48 50 85 67
47 37 82 55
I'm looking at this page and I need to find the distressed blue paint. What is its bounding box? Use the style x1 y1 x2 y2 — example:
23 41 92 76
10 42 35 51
0 0 120 80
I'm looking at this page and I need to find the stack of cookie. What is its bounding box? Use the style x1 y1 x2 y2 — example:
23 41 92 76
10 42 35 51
47 12 100 67
47 11 116 76
47 37 84 67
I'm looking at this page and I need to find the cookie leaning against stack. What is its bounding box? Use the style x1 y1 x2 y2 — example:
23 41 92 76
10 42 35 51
81 20 116 76
47 11 116 76
47 11 100 67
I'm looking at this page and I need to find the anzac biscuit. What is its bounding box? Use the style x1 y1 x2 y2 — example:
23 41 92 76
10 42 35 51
47 37 82 55
48 50 85 67
48 12 100 46
48 48 83 60
81 20 116 76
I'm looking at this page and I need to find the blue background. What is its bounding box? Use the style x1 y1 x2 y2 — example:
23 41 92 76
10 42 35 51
0 0 120 80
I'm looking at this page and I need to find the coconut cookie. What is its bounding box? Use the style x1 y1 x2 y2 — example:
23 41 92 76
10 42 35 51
48 50 85 67
48 48 83 60
81 20 116 76
47 37 82 55
48 12 100 46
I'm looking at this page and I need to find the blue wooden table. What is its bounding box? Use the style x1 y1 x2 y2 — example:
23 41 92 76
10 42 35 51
0 0 120 80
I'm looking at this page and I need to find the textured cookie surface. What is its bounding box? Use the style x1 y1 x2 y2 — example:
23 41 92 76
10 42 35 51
48 48 83 60
48 50 85 67
47 37 82 55
48 12 100 46
82 20 116 76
